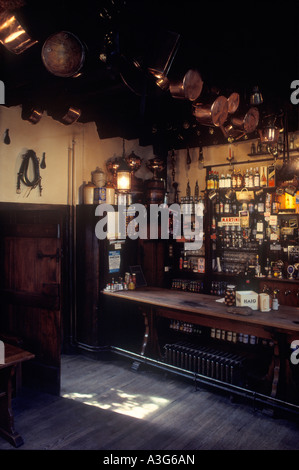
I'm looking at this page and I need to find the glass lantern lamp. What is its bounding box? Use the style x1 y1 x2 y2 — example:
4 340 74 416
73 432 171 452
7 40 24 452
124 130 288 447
116 158 131 192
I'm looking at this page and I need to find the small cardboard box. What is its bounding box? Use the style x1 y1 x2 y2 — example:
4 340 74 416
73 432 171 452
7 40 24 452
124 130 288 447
236 290 258 310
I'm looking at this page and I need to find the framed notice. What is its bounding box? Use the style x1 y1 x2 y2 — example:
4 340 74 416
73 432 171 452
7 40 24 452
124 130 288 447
109 250 121 273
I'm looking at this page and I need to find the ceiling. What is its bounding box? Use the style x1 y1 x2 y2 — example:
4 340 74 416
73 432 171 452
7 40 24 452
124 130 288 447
0 0 298 153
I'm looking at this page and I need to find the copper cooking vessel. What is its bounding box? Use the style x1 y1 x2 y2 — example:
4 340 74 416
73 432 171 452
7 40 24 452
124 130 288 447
126 151 142 173
169 69 203 101
146 157 165 179
227 92 240 114
222 107 259 140
42 31 85 77
193 95 228 127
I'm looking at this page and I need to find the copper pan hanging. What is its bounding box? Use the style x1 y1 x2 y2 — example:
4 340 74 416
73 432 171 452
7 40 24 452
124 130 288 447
169 69 203 101
193 95 228 127
227 92 240 114
42 31 85 77
221 107 259 140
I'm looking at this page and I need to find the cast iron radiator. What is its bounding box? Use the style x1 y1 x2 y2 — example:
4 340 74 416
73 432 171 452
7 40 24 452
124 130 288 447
163 341 247 386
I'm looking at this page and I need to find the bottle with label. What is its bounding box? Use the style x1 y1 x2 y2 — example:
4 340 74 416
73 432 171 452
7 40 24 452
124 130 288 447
257 195 265 213
232 169 237 189
219 174 225 188
255 254 261 276
224 198 231 213
248 168 254 188
219 196 224 213
268 164 276 187
260 166 267 188
254 167 260 188
226 172 232 188
215 193 220 214
236 169 243 189
244 168 249 188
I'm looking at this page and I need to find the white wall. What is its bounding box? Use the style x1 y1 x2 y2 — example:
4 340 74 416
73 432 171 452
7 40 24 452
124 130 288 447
0 105 154 205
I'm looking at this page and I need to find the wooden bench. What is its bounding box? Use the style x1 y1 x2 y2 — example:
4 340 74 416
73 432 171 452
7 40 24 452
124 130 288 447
0 342 34 447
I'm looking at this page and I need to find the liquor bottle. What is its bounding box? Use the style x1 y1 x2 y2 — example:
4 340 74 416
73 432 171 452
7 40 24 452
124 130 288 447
232 199 237 215
219 173 225 188
183 251 188 269
255 254 261 276
226 172 232 188
257 194 265 213
260 166 267 188
231 169 237 189
265 192 271 213
219 196 224 213
236 169 243 189
215 193 220 214
224 198 231 213
244 168 249 188
248 168 254 188
268 164 276 187
254 167 260 188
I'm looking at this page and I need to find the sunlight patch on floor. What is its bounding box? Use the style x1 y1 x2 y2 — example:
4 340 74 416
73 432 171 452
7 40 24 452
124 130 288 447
62 389 170 419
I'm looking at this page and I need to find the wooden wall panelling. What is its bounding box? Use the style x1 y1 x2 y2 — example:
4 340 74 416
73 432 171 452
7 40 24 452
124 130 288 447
0 203 70 395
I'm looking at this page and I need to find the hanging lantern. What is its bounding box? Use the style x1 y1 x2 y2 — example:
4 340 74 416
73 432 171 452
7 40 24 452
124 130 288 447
116 158 131 192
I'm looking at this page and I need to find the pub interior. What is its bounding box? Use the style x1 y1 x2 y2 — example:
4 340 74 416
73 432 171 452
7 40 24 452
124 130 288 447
0 0 299 453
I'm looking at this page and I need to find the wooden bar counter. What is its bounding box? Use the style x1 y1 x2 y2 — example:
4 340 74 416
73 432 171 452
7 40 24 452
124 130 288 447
103 287 299 338
103 287 299 409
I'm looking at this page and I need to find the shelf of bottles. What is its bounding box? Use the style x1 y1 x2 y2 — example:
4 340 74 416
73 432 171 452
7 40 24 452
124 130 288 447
208 162 299 282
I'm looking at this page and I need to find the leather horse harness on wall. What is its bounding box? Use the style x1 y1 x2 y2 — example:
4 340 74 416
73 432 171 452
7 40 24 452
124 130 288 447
17 149 42 196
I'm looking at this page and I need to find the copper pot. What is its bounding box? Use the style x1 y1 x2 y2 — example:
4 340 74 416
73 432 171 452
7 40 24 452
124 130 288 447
227 92 240 114
222 107 259 140
42 31 85 77
169 69 203 101
193 95 228 127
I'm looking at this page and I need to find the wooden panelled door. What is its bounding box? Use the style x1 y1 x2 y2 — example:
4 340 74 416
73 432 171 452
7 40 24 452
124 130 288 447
1 221 62 394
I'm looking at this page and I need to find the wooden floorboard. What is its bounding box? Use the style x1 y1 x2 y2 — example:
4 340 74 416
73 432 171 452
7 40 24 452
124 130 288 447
0 352 299 451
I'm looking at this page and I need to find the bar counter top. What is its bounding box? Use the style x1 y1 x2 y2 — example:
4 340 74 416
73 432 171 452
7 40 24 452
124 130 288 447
103 287 299 336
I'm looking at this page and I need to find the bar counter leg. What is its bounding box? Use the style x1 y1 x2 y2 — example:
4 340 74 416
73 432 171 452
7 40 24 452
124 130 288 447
0 366 24 447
